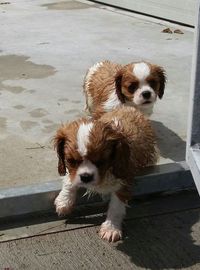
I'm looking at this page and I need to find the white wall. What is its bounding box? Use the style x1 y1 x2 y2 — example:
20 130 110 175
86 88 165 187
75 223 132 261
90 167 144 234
97 0 198 26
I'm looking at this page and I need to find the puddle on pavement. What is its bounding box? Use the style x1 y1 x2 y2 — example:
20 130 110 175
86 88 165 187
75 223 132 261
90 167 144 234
0 117 7 132
71 100 81 104
4 85 25 94
27 89 36 94
29 108 49 118
64 109 80 114
13 105 26 110
0 54 56 93
20 121 39 131
42 1 96 10
42 123 59 133
58 98 69 102
42 119 54 124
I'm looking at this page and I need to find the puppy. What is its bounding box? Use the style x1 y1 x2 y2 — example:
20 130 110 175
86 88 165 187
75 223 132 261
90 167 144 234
54 106 158 242
83 60 166 117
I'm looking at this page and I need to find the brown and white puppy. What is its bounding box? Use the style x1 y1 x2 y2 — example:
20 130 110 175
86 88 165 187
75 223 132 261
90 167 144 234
83 60 166 117
54 106 158 242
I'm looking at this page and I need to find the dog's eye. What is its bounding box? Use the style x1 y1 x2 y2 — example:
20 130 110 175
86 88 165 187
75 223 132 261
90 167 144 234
148 79 157 89
128 82 138 93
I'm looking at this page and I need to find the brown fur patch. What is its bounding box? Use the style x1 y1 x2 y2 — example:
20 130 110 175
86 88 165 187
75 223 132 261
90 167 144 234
116 184 132 203
100 106 158 175
54 118 89 177
149 64 167 99
83 61 122 113
86 121 124 181
116 63 140 100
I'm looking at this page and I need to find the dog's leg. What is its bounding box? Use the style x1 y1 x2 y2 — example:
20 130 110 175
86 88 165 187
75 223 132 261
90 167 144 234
54 175 77 216
99 193 126 242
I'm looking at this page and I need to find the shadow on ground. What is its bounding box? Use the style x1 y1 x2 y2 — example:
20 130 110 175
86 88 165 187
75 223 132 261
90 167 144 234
65 192 200 269
117 209 200 269
152 120 186 162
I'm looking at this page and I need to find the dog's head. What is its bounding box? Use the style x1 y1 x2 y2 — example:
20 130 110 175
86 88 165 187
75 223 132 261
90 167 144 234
54 118 129 188
115 61 166 114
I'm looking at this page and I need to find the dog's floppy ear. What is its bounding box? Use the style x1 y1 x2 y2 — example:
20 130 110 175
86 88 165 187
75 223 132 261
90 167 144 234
109 119 131 179
100 119 130 178
54 128 67 176
115 70 126 103
112 136 130 179
155 66 166 99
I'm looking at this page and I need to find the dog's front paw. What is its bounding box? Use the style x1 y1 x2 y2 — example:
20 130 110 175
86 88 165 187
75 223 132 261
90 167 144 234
99 222 122 242
54 195 74 217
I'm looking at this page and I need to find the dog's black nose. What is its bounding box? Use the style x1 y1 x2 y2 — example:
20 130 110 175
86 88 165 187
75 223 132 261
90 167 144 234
80 173 94 183
142 91 151 99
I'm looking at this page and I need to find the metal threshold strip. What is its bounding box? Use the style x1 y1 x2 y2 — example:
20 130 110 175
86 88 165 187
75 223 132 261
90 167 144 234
187 145 200 193
0 161 195 220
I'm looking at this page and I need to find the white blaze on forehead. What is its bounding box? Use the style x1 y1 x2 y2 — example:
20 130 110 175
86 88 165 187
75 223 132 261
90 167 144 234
133 62 150 81
77 122 93 156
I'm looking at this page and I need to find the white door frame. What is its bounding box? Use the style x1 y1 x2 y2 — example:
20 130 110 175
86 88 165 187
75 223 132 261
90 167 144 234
186 0 200 195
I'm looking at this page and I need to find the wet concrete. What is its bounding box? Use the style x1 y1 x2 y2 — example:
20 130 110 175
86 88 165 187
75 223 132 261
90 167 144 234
3 85 25 94
0 0 194 187
29 108 49 118
0 117 7 133
13 105 26 110
20 121 39 131
0 55 56 93
42 123 60 133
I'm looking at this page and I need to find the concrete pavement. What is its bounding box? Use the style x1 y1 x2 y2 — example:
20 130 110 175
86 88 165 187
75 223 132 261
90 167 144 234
0 0 194 188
